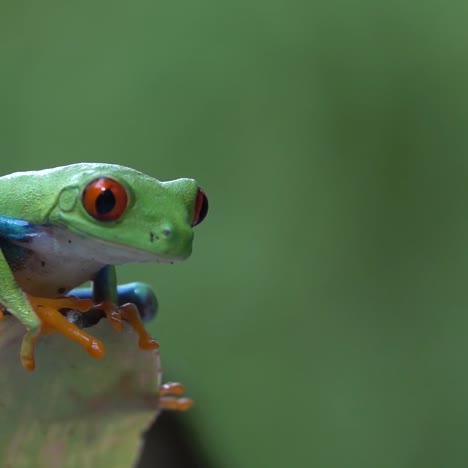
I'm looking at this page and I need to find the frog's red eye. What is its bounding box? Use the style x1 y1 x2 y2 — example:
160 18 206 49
192 187 208 227
82 178 128 221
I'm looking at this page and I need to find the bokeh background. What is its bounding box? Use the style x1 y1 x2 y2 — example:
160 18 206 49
2 1 468 467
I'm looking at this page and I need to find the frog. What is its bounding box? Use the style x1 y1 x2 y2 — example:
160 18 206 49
0 163 208 373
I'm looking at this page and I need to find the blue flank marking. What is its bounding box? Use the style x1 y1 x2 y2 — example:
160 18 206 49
0 215 37 241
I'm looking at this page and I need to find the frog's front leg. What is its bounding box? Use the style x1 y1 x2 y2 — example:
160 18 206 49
68 266 159 351
0 249 104 370
0 248 41 370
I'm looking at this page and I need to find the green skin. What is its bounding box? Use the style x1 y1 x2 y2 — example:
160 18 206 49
0 163 205 349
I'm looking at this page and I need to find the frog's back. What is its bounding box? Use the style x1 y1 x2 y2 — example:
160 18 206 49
0 163 146 224
0 167 59 223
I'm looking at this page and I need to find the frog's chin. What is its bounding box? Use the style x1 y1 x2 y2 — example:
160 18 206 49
82 236 190 266
144 253 186 265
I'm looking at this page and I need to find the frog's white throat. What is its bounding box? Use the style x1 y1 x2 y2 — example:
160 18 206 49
31 225 177 264
12 225 178 297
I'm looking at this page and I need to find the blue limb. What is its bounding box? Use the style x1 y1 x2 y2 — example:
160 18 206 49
0 215 37 241
68 265 158 322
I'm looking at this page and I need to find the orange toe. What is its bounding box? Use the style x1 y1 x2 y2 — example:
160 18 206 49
159 382 193 411
94 301 159 351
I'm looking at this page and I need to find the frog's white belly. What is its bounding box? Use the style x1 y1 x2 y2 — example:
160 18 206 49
11 225 158 297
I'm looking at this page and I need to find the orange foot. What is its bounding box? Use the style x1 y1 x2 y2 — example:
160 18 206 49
159 382 193 411
94 301 159 351
18 297 159 371
21 295 104 371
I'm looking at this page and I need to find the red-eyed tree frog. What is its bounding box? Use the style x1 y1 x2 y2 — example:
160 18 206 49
0 163 208 371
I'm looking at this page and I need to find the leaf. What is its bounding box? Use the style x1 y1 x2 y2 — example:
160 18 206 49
0 315 162 468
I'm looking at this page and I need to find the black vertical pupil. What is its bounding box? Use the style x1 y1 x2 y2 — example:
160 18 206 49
96 189 116 214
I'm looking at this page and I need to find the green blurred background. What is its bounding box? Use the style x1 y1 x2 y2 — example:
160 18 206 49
3 1 468 467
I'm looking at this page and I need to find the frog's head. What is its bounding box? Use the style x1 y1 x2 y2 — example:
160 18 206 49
49 163 208 264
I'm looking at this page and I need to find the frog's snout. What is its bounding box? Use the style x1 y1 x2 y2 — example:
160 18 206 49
148 222 194 260
146 183 207 260
153 224 192 243
149 225 177 242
